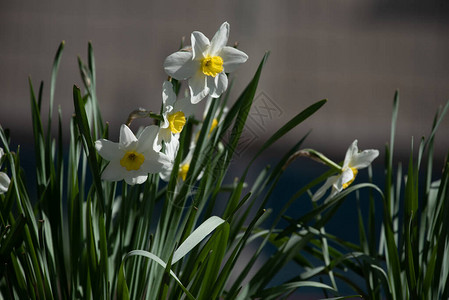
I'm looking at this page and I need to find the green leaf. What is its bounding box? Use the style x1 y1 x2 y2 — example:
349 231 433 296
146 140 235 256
255 281 335 299
197 222 230 299
120 250 195 300
172 216 225 264
47 41 65 141
72 85 105 212
117 263 130 300
219 52 270 141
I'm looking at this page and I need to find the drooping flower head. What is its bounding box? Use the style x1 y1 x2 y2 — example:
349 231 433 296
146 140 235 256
0 147 10 194
164 22 248 104
312 140 379 202
95 124 171 185
155 81 194 151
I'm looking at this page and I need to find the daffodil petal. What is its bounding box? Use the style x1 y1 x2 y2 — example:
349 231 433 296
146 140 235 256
159 152 173 170
165 137 180 162
159 170 171 182
350 149 379 169
312 175 337 202
141 158 163 174
0 172 10 194
162 81 176 107
125 173 148 185
164 51 196 80
155 127 171 152
191 31 210 59
161 150 176 178
101 161 126 182
343 140 358 169
119 124 138 146
95 139 122 161
209 22 229 56
338 169 354 189
189 71 209 104
136 125 159 153
160 108 170 129
220 46 248 73
324 188 340 203
208 72 228 98
173 97 195 117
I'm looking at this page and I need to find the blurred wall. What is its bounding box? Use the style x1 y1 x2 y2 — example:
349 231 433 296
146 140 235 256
1 0 448 164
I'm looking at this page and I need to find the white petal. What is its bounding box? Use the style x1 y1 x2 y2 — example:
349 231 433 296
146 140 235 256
312 175 338 202
0 172 10 194
162 81 176 107
208 72 228 98
141 154 164 174
173 96 195 117
164 51 196 80
189 71 209 104
159 168 172 182
95 139 122 161
324 188 340 203
165 137 180 161
220 46 248 73
136 125 159 153
154 138 162 152
155 128 172 152
160 109 170 130
191 31 210 60
158 152 173 170
338 169 354 188
0 147 4 159
119 124 138 147
343 140 358 169
209 22 229 56
349 149 379 169
124 173 148 185
101 161 126 182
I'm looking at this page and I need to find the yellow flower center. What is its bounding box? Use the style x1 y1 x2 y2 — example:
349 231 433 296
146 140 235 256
209 118 218 135
201 56 223 77
167 111 186 134
342 167 358 189
178 163 190 181
120 151 145 171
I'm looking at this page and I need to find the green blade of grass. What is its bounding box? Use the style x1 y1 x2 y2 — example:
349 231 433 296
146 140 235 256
72 85 105 212
119 250 195 300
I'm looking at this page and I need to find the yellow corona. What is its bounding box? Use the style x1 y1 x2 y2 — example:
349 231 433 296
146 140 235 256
167 111 186 134
120 151 145 171
201 56 223 77
179 163 190 181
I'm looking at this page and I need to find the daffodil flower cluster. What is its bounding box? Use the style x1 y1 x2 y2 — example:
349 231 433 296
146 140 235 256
0 147 11 194
312 140 379 202
95 22 247 185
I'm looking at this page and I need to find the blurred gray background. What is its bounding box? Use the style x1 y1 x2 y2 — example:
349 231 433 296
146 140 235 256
1 0 448 164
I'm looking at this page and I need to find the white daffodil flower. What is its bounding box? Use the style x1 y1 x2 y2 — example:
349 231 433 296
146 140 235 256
160 137 202 183
0 147 11 194
312 140 379 202
164 22 248 104
95 124 171 185
155 81 194 151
